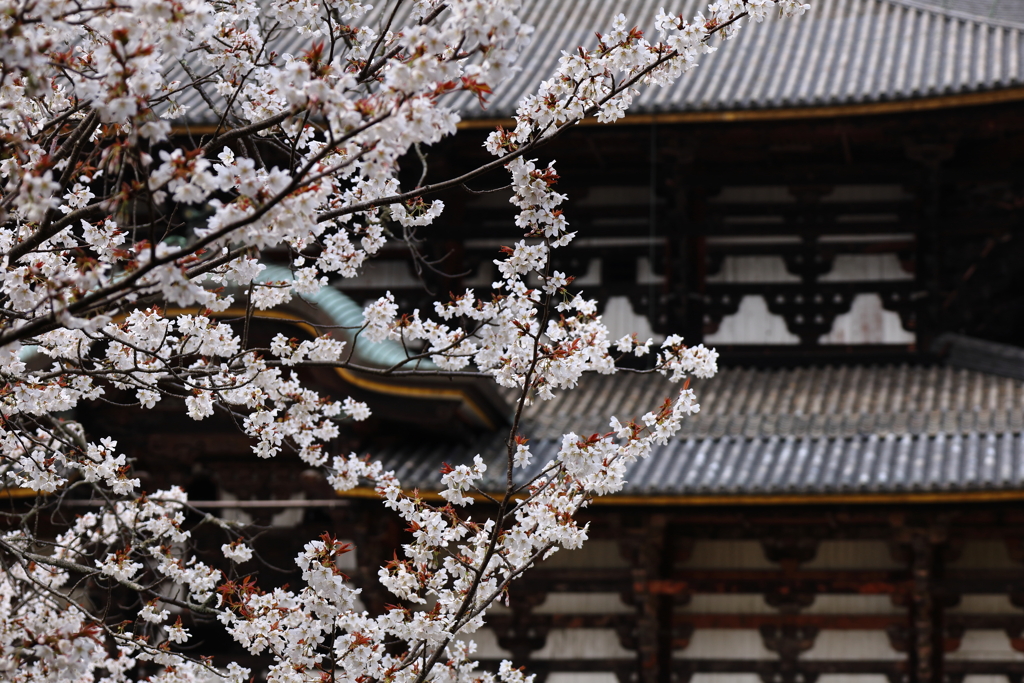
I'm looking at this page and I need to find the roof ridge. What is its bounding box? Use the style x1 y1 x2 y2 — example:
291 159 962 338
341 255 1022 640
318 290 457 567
885 0 1024 30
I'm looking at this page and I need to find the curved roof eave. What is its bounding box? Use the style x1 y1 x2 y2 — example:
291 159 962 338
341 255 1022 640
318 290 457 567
252 266 511 430
258 264 413 370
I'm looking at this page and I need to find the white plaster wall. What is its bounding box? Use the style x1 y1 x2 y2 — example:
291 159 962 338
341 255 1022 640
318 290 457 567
532 629 633 660
637 257 665 285
820 233 914 245
706 256 800 283
705 296 800 345
706 236 801 247
541 541 628 569
818 294 914 345
673 630 775 659
948 595 1022 614
709 186 795 203
823 185 913 202
535 592 634 615
546 674 619 683
803 541 902 570
818 254 912 282
215 489 253 525
684 541 776 569
685 540 901 571
802 631 902 661
949 541 1020 569
457 628 513 659
803 595 903 615
335 540 357 571
572 258 602 287
676 595 904 618
690 675 762 683
676 594 776 614
601 296 661 345
947 631 1024 661
269 492 307 527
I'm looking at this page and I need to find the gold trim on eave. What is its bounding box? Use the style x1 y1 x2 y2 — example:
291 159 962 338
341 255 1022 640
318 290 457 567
1 487 41 499
171 88 1024 138
454 88 1024 129
333 487 1024 506
8 486 1024 505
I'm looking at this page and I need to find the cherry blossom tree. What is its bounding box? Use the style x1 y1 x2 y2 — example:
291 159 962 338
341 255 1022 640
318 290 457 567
0 0 807 680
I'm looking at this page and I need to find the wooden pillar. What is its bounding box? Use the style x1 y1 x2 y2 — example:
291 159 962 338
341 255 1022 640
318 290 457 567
910 532 936 683
621 513 674 683
639 514 668 683
761 537 821 683
893 518 949 683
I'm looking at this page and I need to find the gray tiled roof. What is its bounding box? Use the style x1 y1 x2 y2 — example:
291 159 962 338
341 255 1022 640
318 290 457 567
518 365 1024 440
371 363 1024 497
473 0 1024 118
376 430 1024 497
177 0 1024 125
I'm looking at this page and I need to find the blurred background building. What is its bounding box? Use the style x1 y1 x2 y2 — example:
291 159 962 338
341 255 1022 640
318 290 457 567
149 1 1024 681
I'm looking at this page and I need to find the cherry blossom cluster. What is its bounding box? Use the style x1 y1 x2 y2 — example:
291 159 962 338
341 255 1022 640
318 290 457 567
0 486 254 682
0 0 807 680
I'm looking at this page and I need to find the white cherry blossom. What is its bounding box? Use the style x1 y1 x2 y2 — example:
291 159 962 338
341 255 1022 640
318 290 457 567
0 0 805 679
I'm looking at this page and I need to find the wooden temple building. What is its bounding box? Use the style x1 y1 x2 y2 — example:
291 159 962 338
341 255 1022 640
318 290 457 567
110 0 1024 681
